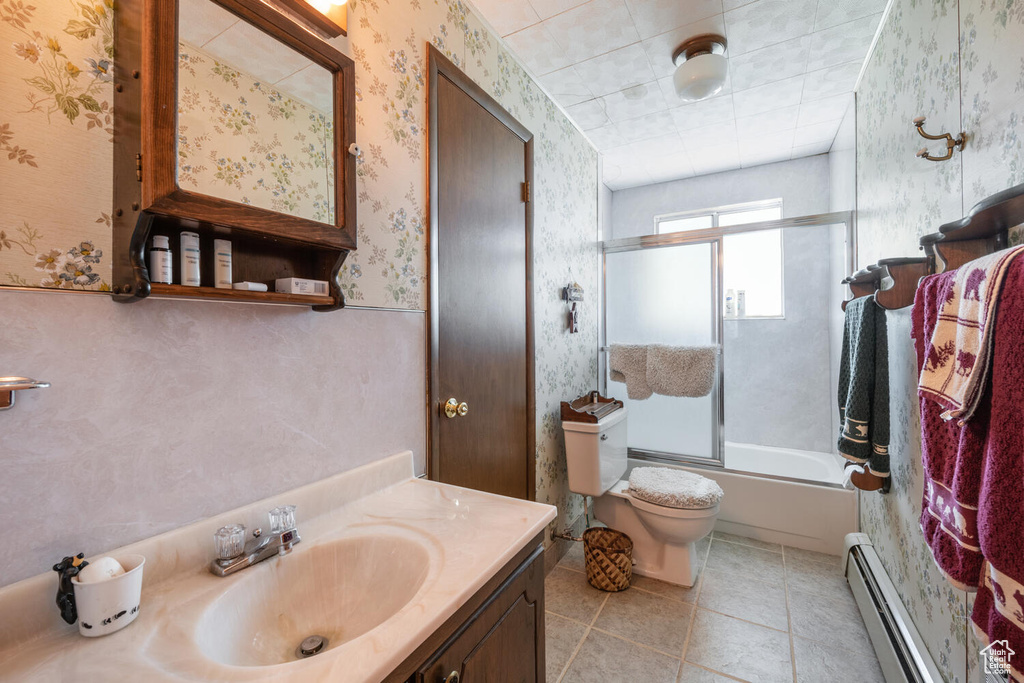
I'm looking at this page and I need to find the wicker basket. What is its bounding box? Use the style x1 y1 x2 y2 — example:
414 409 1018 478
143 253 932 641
583 527 633 592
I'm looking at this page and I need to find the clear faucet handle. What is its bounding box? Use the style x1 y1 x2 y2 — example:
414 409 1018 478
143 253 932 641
269 505 296 533
214 524 246 560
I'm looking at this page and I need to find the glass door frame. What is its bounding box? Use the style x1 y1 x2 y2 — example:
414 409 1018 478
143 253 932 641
598 210 856 470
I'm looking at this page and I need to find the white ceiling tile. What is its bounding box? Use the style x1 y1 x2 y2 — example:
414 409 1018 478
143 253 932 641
682 121 738 151
470 0 540 35
723 0 757 10
567 99 611 129
641 15 728 79
796 92 851 126
544 0 641 63
538 66 594 107
203 20 313 84
179 0 238 46
629 133 686 157
740 148 792 168
806 14 879 72
602 82 669 122
732 73 804 116
615 110 677 143
669 95 736 131
740 132 794 166
274 64 334 112
573 44 657 97
587 123 627 150
645 151 695 180
689 142 742 175
529 0 590 21
734 104 799 139
625 0 722 40
813 0 887 31
728 35 810 91
791 139 833 158
504 23 574 75
793 120 839 146
602 149 654 188
739 129 794 156
801 60 861 102
656 72 732 105
724 0 816 56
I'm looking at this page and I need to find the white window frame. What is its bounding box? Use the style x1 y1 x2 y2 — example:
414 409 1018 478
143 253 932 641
654 198 785 234
654 198 786 320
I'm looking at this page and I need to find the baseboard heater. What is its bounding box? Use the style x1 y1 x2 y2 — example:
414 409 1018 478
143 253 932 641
844 533 945 683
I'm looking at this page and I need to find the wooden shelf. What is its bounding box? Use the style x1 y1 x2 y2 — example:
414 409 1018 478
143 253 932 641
148 284 334 307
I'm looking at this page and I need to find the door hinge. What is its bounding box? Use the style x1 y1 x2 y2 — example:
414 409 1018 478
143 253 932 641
136 153 142 182
521 181 530 203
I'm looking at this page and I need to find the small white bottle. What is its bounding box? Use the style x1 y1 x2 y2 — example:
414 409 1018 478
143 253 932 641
725 288 736 317
180 231 201 287
149 235 172 284
737 290 746 317
214 239 232 289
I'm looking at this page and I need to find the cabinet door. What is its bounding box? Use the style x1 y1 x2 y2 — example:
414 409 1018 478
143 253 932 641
417 549 544 683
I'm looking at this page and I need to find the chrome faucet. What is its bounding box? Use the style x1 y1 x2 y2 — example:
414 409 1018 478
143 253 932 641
210 505 301 577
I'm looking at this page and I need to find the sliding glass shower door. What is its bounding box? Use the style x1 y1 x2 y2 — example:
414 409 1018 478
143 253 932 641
603 238 723 463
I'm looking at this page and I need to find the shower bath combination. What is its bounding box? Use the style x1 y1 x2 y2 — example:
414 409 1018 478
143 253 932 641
599 210 859 552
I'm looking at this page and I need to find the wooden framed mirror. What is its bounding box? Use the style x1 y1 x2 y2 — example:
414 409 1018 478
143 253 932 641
112 0 356 310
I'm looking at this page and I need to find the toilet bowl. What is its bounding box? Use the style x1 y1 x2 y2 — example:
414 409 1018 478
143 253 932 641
563 406 720 588
594 481 718 586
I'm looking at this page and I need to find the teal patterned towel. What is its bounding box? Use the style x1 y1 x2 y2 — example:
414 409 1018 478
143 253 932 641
838 295 890 476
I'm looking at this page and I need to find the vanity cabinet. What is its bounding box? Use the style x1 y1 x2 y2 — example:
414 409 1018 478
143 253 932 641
385 534 545 683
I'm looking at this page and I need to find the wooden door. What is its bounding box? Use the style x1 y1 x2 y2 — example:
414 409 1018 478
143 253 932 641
429 47 534 500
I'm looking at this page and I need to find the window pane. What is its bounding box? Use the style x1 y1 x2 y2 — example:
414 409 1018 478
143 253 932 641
718 206 782 227
723 229 783 317
658 214 714 234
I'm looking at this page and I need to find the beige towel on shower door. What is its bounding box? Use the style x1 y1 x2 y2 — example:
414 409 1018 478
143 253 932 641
647 344 718 398
609 344 652 400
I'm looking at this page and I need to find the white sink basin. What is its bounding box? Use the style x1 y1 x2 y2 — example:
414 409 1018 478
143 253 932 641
194 534 430 667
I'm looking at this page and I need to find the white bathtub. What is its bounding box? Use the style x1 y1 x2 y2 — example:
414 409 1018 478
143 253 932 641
625 443 858 555
724 441 845 485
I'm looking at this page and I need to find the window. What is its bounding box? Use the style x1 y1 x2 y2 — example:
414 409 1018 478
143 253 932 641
655 200 784 318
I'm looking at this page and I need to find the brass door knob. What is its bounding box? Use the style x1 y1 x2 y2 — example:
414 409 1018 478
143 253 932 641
444 398 469 418
443 672 460 683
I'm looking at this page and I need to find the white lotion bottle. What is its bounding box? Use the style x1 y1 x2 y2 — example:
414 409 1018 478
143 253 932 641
149 235 172 284
725 288 736 317
180 231 201 287
214 239 232 289
737 290 746 317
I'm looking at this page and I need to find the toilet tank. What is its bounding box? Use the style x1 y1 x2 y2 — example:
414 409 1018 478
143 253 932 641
561 407 628 497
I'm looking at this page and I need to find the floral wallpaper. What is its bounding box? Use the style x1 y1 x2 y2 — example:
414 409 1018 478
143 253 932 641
0 0 599 538
0 0 113 290
177 40 335 224
857 1 1024 681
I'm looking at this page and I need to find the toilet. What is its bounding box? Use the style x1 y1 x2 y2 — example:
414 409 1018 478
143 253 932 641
562 406 720 587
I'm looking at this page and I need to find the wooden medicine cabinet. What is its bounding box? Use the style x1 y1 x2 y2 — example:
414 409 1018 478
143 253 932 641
112 0 356 311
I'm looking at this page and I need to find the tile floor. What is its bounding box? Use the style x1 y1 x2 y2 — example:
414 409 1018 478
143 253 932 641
545 531 886 683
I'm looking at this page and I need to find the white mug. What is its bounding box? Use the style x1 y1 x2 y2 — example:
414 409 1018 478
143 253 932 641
72 554 145 637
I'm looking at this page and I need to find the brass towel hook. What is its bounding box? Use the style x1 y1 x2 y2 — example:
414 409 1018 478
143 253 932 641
913 116 965 162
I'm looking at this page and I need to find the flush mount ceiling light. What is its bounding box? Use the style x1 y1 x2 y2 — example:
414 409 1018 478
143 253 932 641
672 34 728 102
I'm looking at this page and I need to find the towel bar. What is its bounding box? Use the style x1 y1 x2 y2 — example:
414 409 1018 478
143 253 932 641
0 376 50 411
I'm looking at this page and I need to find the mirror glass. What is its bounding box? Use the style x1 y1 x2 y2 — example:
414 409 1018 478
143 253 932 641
176 0 335 224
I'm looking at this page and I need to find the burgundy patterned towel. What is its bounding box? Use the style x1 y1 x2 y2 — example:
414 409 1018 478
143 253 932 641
918 245 1024 424
971 257 1024 682
912 271 988 590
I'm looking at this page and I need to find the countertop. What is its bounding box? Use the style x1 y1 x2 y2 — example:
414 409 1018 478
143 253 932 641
0 452 556 682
